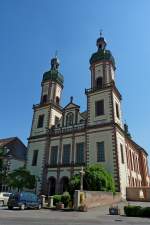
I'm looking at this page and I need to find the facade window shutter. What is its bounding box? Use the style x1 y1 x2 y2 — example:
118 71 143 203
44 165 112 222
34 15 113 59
95 100 104 116
62 144 70 164
120 143 124 164
116 103 120 119
76 143 84 164
50 146 58 165
97 142 105 162
37 115 44 128
32 150 39 166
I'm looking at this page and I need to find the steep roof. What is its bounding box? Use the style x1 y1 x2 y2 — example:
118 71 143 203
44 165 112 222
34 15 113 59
42 69 64 86
0 137 27 161
0 137 17 147
125 134 148 156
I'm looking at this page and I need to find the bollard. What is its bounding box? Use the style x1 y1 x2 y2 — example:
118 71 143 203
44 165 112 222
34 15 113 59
41 195 46 207
48 196 54 208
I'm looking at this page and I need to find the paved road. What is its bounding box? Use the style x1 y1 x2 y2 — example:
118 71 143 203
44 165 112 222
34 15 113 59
0 204 150 225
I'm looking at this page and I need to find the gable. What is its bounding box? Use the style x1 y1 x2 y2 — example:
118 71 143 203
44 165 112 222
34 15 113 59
64 102 80 110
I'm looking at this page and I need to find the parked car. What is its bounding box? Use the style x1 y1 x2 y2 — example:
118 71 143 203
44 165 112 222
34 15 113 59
7 191 42 210
0 192 11 206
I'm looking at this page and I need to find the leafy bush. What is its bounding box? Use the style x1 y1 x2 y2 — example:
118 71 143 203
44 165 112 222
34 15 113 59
61 192 71 208
124 206 142 217
68 164 115 197
124 205 150 217
53 195 62 206
84 165 115 193
140 207 150 217
68 174 80 198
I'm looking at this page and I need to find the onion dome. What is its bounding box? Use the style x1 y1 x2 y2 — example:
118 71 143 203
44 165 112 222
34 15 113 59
90 33 116 69
42 57 64 86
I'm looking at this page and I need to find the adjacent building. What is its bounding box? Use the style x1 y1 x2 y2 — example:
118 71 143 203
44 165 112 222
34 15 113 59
26 34 150 198
0 137 27 191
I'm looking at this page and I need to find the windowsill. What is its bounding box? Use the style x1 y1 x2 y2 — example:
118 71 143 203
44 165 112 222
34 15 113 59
97 161 105 163
94 114 107 121
95 114 105 117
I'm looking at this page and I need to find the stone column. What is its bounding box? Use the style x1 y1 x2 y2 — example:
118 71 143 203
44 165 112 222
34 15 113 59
74 190 80 210
80 167 85 191
48 196 54 208
41 195 46 207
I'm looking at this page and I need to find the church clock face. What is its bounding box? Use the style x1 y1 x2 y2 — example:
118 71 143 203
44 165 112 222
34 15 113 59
95 64 103 78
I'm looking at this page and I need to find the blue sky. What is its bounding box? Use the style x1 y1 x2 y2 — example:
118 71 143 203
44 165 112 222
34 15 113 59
0 0 150 163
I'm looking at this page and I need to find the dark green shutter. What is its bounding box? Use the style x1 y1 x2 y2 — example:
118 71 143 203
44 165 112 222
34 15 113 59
50 146 58 165
62 144 70 164
97 142 105 162
76 143 84 164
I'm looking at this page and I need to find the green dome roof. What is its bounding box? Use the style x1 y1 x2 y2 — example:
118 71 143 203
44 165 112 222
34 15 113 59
90 49 116 69
42 69 64 86
42 57 64 86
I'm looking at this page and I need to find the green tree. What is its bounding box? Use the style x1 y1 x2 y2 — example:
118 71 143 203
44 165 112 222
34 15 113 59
68 174 80 197
6 167 36 191
69 164 115 196
84 164 115 192
0 148 4 176
0 148 7 188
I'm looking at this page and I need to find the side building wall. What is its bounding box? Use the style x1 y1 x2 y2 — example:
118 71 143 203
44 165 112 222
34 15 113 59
26 137 47 193
125 138 150 187
9 158 25 171
116 130 128 199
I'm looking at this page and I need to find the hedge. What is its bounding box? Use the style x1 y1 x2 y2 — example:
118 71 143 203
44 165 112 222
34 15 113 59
53 192 71 208
53 195 62 206
61 192 71 208
124 205 150 217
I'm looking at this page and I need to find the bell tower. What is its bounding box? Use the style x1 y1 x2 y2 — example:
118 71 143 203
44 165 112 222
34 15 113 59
86 33 123 129
30 56 64 138
90 33 115 90
40 57 63 107
85 33 128 197
27 56 64 193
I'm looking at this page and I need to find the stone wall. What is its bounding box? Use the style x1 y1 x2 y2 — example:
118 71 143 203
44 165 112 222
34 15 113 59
74 190 121 209
126 187 150 202
84 191 121 208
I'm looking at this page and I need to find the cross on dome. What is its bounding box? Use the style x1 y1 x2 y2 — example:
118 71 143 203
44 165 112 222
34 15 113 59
100 29 103 37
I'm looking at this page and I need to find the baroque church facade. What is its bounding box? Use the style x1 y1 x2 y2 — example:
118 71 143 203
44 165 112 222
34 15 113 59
26 34 150 199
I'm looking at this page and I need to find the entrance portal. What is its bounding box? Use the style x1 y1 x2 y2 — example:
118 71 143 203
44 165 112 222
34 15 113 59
48 177 56 196
60 176 69 193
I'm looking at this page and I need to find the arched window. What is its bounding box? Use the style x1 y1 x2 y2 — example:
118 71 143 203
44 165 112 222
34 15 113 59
56 96 60 105
48 177 56 196
66 112 74 126
59 176 69 193
96 77 103 89
80 119 84 124
42 95 47 104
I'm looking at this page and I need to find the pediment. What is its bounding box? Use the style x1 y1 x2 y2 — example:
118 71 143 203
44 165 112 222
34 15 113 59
64 102 80 110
